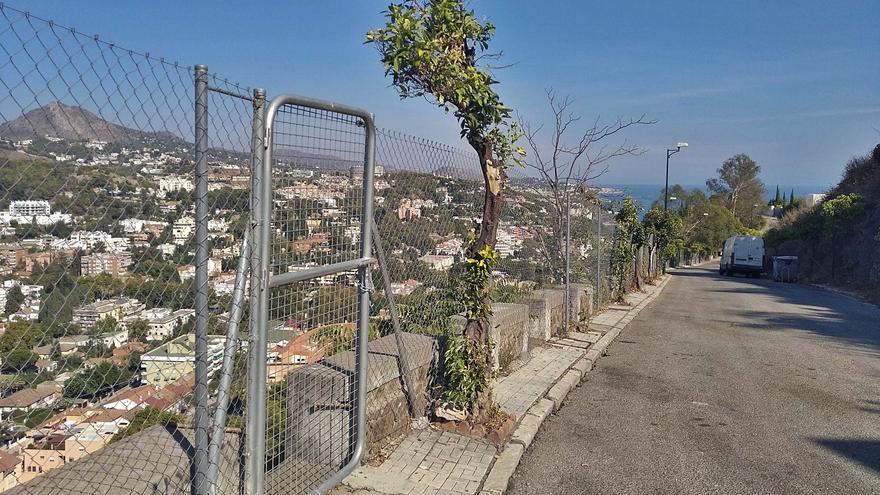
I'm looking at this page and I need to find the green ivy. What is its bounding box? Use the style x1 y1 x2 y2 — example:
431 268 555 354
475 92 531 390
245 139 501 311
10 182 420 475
442 334 494 411
460 244 499 320
610 198 641 300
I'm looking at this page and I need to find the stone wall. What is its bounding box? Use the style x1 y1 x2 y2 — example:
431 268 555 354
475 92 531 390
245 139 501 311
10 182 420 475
525 289 566 342
556 283 594 330
450 303 530 374
284 333 438 466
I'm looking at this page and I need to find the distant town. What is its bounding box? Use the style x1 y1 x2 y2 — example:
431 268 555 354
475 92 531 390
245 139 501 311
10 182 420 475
0 104 594 490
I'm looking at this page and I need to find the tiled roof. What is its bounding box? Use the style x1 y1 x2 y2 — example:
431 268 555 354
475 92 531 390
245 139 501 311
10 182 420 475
0 450 20 475
5 425 242 495
0 384 58 408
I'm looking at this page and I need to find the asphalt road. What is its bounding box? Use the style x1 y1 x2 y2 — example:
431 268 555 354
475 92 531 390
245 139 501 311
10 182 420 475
508 264 880 495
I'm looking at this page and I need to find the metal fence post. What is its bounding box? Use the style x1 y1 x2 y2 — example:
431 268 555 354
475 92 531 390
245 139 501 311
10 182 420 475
371 219 420 420
193 63 210 495
207 230 250 495
564 188 571 333
246 88 267 495
596 201 601 308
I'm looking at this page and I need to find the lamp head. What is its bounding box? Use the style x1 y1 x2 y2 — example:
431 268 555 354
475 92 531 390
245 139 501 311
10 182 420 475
676 142 689 150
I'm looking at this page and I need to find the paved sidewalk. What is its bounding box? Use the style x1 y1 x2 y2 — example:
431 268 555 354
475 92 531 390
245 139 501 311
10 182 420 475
334 279 668 495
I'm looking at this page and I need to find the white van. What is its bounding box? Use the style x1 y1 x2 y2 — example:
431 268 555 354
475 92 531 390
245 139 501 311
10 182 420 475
720 235 764 277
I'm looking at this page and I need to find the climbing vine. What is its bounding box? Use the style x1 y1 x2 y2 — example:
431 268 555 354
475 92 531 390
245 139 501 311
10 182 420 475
368 0 523 421
442 244 498 413
611 198 643 300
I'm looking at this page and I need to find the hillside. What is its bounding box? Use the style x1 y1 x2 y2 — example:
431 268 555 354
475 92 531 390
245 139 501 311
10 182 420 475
764 144 880 302
0 101 185 147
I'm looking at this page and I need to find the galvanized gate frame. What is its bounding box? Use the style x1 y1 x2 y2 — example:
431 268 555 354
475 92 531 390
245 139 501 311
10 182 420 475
247 95 377 495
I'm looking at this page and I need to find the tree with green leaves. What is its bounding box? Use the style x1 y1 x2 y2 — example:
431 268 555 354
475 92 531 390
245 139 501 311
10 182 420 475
92 316 118 336
707 154 766 229
127 319 150 343
611 198 643 299
642 207 684 272
367 0 524 420
110 406 180 444
63 362 131 400
2 348 38 373
0 321 42 354
4 285 24 315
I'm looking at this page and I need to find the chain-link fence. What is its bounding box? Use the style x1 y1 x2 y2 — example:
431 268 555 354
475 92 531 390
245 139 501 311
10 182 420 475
0 4 663 495
0 4 253 494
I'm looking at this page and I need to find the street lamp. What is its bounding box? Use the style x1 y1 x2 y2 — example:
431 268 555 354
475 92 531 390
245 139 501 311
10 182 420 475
664 142 688 211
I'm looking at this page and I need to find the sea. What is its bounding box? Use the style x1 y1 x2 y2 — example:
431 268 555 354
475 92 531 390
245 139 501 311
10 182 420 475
598 183 833 213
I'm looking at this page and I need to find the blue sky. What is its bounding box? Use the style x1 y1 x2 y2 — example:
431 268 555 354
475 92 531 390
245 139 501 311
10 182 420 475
15 0 880 188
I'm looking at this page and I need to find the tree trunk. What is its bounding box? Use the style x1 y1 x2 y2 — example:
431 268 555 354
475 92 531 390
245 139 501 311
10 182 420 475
632 246 643 291
464 138 504 421
467 139 504 258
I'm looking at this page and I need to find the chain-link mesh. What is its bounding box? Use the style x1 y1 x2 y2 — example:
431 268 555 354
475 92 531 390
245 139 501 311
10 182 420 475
0 4 252 494
262 102 371 494
1 4 661 494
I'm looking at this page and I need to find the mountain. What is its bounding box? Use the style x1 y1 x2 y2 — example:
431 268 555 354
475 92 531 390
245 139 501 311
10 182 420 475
0 101 185 147
274 147 361 172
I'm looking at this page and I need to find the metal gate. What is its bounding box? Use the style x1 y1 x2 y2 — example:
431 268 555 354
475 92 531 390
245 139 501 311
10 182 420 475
248 95 377 495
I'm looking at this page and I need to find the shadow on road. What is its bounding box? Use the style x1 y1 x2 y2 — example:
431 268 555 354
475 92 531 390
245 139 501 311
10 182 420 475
813 439 880 474
668 265 880 358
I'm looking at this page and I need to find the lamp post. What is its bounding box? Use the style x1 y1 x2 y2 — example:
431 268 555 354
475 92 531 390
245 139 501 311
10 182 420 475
664 142 688 211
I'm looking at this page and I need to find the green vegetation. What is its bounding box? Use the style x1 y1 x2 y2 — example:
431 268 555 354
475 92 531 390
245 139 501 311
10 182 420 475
110 407 181 444
6 407 54 428
706 153 766 229
4 285 24 315
368 0 524 420
642 208 684 264
764 144 879 299
1 348 38 373
611 198 644 299
0 321 43 354
62 363 131 400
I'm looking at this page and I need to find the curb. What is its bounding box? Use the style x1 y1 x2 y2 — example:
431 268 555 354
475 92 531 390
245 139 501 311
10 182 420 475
478 274 672 494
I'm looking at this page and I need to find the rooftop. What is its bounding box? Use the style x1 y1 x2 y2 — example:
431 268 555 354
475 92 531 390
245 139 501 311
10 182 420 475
6 425 243 495
0 382 59 408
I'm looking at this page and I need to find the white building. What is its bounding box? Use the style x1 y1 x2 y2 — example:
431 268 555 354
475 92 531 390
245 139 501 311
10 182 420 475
139 334 225 386
0 201 72 226
145 309 195 341
804 193 827 207
9 200 50 217
173 217 195 245
92 328 129 348
119 218 145 234
419 254 455 271
53 231 112 251
159 176 194 197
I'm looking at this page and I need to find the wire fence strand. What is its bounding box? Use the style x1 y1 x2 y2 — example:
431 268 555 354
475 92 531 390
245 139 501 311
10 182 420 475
0 4 670 495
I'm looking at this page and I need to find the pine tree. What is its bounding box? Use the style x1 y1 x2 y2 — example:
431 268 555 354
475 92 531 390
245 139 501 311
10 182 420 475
774 185 782 205
789 189 795 206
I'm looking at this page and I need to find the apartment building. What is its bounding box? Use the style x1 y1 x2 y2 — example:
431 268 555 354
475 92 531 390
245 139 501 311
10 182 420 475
72 298 144 329
144 309 195 341
139 333 225 386
19 430 106 484
80 252 132 277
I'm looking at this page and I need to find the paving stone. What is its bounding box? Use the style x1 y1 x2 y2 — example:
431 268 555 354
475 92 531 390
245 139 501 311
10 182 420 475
338 277 675 495
479 444 524 495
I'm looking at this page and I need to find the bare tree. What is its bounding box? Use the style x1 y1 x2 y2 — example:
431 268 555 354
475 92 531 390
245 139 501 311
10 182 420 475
518 89 655 281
